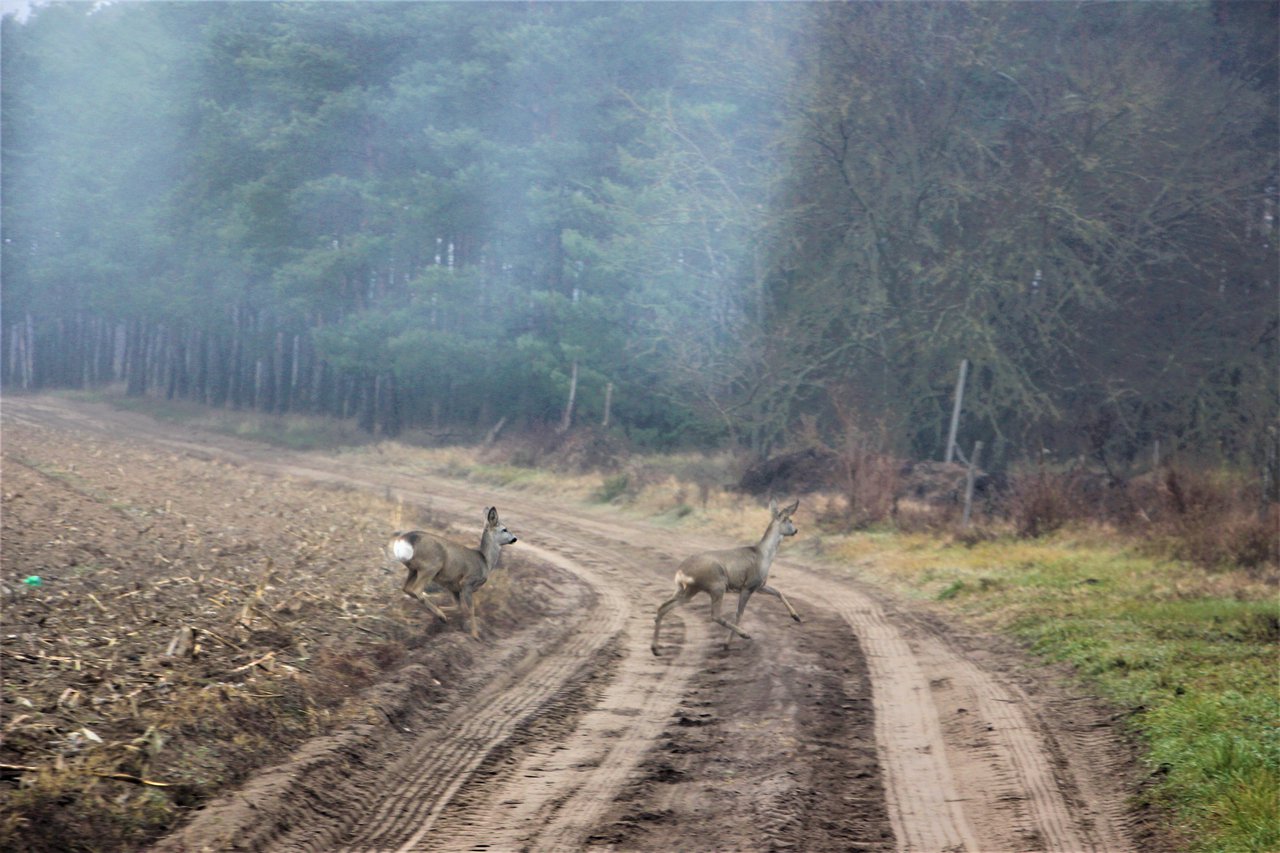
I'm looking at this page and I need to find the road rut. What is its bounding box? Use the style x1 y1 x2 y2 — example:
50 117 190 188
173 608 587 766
6 396 1139 852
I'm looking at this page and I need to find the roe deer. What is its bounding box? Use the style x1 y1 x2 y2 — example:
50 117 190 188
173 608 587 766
389 506 517 639
651 499 801 656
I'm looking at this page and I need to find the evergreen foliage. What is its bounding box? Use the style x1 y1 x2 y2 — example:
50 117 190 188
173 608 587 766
2 1 1275 468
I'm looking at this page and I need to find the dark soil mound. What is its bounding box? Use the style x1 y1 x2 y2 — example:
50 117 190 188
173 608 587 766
547 428 628 473
738 451 1002 507
737 447 843 496
899 460 1002 505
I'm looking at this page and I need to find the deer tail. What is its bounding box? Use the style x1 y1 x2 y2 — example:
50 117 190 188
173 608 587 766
390 532 417 563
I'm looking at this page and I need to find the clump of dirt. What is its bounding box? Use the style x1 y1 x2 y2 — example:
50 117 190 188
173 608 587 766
0 415 539 853
737 448 843 496
738 449 997 506
546 428 629 473
897 459 1000 505
485 425 629 473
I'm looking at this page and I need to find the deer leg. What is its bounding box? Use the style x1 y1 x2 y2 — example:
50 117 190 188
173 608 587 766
709 588 752 641
652 587 694 656
403 570 449 623
460 587 480 639
758 584 802 622
725 588 756 647
404 589 449 623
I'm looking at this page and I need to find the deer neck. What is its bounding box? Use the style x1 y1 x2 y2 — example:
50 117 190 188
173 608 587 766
755 520 785 577
477 528 504 575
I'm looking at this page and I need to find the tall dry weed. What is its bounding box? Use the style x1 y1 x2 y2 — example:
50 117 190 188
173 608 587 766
1152 467 1278 571
1006 467 1091 538
998 463 1277 571
838 445 901 528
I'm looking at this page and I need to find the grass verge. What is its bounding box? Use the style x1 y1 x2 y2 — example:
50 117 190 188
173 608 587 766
823 530 1279 853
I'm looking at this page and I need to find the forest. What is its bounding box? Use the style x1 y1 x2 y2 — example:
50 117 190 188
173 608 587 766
3 0 1277 472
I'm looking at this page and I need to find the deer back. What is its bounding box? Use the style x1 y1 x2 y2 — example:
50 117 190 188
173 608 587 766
397 531 486 591
677 545 761 592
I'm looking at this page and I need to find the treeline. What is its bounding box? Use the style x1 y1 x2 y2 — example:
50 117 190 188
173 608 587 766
2 1 1275 472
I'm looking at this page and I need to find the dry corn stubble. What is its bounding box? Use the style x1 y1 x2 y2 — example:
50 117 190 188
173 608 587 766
0 418 519 852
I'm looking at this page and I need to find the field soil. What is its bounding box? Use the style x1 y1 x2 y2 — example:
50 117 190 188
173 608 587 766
2 395 1152 852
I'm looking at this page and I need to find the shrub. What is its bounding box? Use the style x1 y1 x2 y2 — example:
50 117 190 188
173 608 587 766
1150 468 1278 572
593 473 631 504
1006 467 1089 538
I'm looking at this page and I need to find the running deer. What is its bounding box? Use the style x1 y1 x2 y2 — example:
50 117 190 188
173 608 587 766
389 507 517 639
651 499 801 656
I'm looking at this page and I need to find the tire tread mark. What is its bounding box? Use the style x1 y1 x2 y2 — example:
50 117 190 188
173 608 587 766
333 542 628 852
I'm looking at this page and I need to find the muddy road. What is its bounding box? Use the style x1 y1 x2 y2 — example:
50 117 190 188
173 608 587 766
2 396 1142 852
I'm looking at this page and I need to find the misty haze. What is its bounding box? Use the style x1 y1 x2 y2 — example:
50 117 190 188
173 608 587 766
2 3 1276 852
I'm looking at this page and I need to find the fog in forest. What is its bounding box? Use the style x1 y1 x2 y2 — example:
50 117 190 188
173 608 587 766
3 1 1276 475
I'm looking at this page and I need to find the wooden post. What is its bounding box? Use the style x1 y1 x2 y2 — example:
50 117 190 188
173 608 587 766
945 359 968 463
962 440 983 528
602 381 613 428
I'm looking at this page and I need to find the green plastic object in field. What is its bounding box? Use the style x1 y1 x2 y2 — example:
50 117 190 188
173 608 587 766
22 575 42 587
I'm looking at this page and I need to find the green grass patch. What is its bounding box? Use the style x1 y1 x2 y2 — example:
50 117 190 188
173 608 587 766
466 463 555 490
841 531 1279 853
592 473 632 504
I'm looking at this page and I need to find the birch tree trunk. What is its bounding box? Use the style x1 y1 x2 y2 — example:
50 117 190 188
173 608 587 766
558 360 578 433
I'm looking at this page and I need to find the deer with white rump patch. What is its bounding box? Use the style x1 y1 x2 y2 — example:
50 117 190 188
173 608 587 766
389 507 517 639
651 499 802 656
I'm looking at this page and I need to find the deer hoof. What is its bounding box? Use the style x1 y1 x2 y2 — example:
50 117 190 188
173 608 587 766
650 644 661 657
792 614 802 623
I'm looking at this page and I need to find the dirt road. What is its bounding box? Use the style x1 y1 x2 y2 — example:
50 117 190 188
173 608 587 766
3 396 1142 852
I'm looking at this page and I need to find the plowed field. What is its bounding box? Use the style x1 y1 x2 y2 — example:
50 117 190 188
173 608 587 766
2 395 1146 852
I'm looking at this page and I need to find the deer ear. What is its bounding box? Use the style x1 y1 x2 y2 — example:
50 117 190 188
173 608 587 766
768 498 779 514
784 500 799 516
486 507 498 525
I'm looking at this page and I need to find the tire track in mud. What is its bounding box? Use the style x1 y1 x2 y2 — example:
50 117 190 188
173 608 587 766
8 398 719 851
592 602 892 852
770 557 1129 853
333 534 705 853
10 397 1136 853
332 544 626 851
833 594 979 852
421 535 710 852
148 553 604 853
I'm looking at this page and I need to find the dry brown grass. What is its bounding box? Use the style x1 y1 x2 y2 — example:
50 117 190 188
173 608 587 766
372 436 1278 576
1145 467 1278 572
1005 466 1093 538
